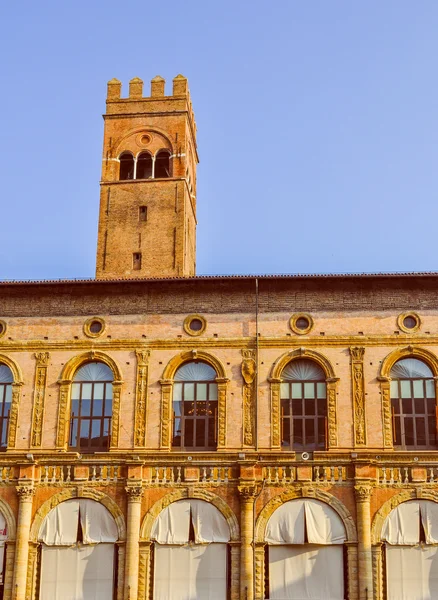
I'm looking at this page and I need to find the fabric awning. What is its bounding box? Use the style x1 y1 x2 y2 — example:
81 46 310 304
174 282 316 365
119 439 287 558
382 500 438 545
151 499 230 545
266 499 346 545
38 499 118 546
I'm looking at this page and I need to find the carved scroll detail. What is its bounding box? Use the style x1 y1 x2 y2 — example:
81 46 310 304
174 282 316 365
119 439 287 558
327 384 338 448
31 352 50 447
381 383 393 448
350 347 366 446
270 380 281 448
134 350 150 447
160 380 172 449
217 379 227 449
241 349 256 447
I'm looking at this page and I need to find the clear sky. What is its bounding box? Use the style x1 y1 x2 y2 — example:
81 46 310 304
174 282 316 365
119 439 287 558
1 1 437 279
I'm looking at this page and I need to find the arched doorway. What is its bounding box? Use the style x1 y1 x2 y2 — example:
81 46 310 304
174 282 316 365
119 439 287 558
265 498 346 599
37 499 118 599
382 499 438 599
151 499 230 599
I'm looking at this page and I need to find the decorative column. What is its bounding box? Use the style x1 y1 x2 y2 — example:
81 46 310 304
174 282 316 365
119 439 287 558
216 377 228 449
350 347 367 447
372 543 384 600
56 379 70 449
116 543 125 600
326 377 339 448
238 485 257 600
159 379 172 450
25 542 38 600
230 542 241 600
241 350 256 447
124 485 144 600
268 378 281 449
346 541 359 600
3 541 15 600
254 542 265 600
109 379 123 450
7 382 23 449
134 351 150 448
12 485 35 600
377 376 393 448
138 541 152 600
355 484 373 600
31 352 50 447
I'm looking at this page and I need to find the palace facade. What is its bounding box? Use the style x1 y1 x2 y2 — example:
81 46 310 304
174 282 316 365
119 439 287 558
0 75 436 600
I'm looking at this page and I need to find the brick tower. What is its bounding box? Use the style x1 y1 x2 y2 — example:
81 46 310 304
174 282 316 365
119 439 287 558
95 75 198 279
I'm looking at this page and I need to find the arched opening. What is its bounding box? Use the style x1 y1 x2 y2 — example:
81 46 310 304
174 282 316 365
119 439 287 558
172 361 218 451
265 498 346 599
154 150 171 178
37 498 118 599
136 152 153 179
280 359 327 450
0 365 13 451
382 499 438 599
119 152 134 180
390 357 436 449
69 362 114 453
151 499 230 599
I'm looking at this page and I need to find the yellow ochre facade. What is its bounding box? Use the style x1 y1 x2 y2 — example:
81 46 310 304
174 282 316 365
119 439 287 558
0 75 436 600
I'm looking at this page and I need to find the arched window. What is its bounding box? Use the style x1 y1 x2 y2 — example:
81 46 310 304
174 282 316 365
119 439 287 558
280 359 327 450
38 499 118 599
154 150 171 178
172 361 218 450
382 500 438 599
69 362 113 452
390 358 436 449
151 499 230 599
136 152 153 179
0 366 13 450
119 152 134 180
265 498 346 599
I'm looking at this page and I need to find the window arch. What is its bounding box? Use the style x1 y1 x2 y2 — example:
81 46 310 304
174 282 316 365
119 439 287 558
69 362 114 452
0 366 13 450
172 361 218 450
390 357 436 449
154 149 172 178
280 359 327 450
119 152 134 180
136 151 152 179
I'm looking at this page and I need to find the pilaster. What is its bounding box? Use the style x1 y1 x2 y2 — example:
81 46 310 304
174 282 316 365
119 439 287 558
31 352 50 447
350 347 367 446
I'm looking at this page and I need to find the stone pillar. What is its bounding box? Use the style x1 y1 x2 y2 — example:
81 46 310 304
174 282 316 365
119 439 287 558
3 541 16 600
12 485 35 600
25 542 38 600
138 541 152 600
355 484 373 600
254 542 265 600
117 543 126 600
238 485 257 600
124 485 144 600
372 543 384 600
346 542 359 600
230 542 241 600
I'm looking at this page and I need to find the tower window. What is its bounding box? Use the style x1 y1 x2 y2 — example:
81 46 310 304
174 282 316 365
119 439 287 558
139 206 147 222
119 152 134 180
136 152 153 179
133 253 142 270
155 150 172 178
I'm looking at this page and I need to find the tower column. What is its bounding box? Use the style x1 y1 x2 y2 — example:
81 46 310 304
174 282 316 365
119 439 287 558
12 485 35 600
355 483 373 600
124 485 143 600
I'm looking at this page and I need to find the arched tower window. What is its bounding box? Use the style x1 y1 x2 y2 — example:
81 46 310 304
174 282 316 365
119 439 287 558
172 361 218 450
69 362 114 452
154 150 171 178
280 359 327 450
136 152 153 179
119 152 134 180
390 357 436 449
0 366 13 450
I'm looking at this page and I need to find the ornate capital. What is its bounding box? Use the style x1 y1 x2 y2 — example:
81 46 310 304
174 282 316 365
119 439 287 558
136 349 150 367
238 484 259 500
350 347 365 361
125 485 144 502
354 484 373 502
35 351 50 367
16 485 35 501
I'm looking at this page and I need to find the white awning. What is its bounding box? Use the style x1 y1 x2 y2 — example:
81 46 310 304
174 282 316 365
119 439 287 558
266 499 346 545
151 500 230 545
382 500 438 545
38 499 118 546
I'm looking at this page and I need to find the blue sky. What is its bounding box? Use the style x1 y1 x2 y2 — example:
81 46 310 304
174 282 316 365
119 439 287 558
1 1 437 279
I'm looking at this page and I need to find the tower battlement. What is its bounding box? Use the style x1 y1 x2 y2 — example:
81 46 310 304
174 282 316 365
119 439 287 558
106 75 196 133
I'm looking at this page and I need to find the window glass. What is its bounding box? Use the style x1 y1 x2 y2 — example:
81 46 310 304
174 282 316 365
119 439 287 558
280 383 289 399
